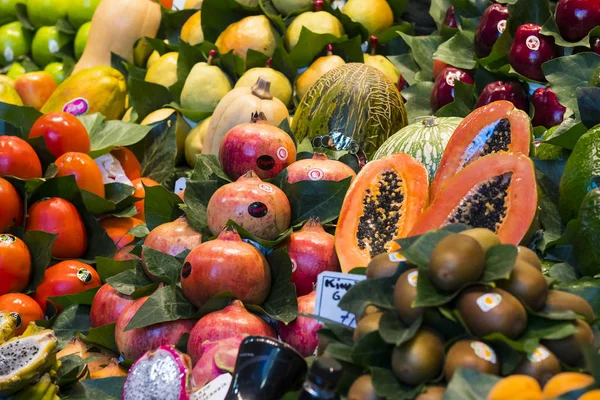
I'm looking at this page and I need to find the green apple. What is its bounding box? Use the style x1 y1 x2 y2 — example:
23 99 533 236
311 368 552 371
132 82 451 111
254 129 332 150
6 61 25 79
27 0 69 28
44 62 66 84
0 0 23 24
0 21 32 66
68 0 100 29
31 26 73 68
74 21 91 59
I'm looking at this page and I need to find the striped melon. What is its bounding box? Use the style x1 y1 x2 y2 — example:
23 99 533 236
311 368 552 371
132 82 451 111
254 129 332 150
292 63 407 159
373 116 463 180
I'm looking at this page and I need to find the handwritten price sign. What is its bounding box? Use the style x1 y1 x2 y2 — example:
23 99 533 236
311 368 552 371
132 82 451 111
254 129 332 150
314 271 366 328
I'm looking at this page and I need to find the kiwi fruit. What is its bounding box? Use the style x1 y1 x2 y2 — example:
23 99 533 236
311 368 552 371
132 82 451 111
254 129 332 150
516 246 542 271
456 286 527 339
347 375 377 400
429 234 485 292
513 345 561 387
393 268 423 326
459 228 500 253
415 386 446 400
542 319 595 367
496 259 549 310
366 252 401 279
391 328 445 385
353 312 383 342
543 290 595 321
444 339 500 381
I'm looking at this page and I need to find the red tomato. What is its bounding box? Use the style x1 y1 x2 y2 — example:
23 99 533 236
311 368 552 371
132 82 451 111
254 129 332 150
131 177 160 221
0 293 44 335
0 234 31 295
0 136 42 179
110 147 142 181
29 112 90 158
55 152 105 198
0 178 23 232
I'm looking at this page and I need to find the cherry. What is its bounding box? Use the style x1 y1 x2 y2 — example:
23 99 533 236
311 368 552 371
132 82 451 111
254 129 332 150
443 5 458 29
474 4 509 58
531 88 567 129
430 67 474 113
508 24 558 82
475 81 529 112
555 0 600 43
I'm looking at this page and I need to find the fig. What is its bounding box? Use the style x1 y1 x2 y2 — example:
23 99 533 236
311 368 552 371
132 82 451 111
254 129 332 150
555 0 600 43
475 81 529 112
508 24 557 82
278 291 321 357
430 67 474 112
474 4 509 58
531 87 567 129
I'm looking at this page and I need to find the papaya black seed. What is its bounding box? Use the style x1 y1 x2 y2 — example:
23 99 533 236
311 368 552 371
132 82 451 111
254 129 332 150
463 118 511 167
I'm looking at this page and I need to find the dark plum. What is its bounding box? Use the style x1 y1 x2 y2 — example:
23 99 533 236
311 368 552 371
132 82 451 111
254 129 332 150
508 24 558 81
531 88 567 129
474 4 509 58
443 5 458 29
555 0 600 43
430 68 474 112
475 81 529 112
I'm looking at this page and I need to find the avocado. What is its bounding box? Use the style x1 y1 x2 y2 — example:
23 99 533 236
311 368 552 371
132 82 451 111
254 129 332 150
393 268 423 326
572 188 600 276
516 246 542 271
353 312 383 342
459 228 501 253
497 259 549 310
542 319 595 367
391 328 445 385
513 345 561 387
429 234 485 292
366 252 401 279
543 290 595 322
444 339 500 381
456 286 527 339
415 386 446 400
347 375 377 400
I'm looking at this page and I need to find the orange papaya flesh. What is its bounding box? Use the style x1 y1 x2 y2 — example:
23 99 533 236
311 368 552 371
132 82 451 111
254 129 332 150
335 154 429 272
409 153 537 245
431 100 532 200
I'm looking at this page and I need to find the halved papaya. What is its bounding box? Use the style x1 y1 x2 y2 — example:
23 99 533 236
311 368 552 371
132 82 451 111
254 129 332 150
335 153 429 272
409 153 537 245
431 100 532 200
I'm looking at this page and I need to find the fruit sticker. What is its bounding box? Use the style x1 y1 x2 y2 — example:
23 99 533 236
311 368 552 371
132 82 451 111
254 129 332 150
3 47 13 63
181 262 192 278
248 202 268 218
291 258 298 273
308 168 324 181
527 346 550 363
48 39 59 54
470 341 497 364
259 183 274 193
445 70 463 87
497 20 507 33
77 268 93 284
62 97 89 116
0 234 16 244
388 252 405 262
9 312 21 328
256 155 275 171
276 146 289 161
407 270 418 287
526 35 541 51
476 293 503 312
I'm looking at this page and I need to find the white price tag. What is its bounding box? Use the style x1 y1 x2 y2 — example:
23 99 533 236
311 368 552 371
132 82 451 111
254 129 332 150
174 177 187 195
314 271 366 328
191 373 232 400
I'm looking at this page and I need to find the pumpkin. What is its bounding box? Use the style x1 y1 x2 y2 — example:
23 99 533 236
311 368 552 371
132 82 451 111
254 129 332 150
73 0 161 74
202 77 290 155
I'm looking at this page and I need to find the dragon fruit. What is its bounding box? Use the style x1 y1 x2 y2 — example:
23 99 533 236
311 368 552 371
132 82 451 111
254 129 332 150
192 336 245 388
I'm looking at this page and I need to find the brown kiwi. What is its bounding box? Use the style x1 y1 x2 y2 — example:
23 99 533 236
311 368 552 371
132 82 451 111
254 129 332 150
459 228 501 253
496 259 549 310
516 246 542 271
353 312 383 342
391 328 445 385
428 234 485 292
393 268 423 326
317 336 330 356
347 375 377 400
543 290 595 322
415 386 446 400
456 286 527 339
366 252 402 279
513 345 561 387
542 319 595 367
444 339 500 381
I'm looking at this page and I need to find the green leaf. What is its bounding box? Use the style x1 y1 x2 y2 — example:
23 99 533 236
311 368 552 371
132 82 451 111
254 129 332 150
371 367 421 400
177 41 214 84
145 37 179 56
127 77 174 122
577 87 600 129
398 32 444 81
261 248 298 323
555 278 600 317
541 21 600 49
429 0 452 30
105 265 157 298
158 8 198 44
435 81 476 118
49 287 100 310
0 102 43 138
402 82 434 123
506 0 551 35
143 184 183 231
289 28 351 69
23 231 57 293
200 0 261 43
338 274 399 317
51 304 91 347
258 0 286 35
61 377 125 400
96 257 136 282
83 323 118 353
56 354 89 386
433 30 476 70
88 119 152 158
142 247 183 285
226 220 292 251
125 285 196 331
132 114 178 184
443 367 501 400
215 50 246 81
15 3 34 30
351 331 392 368
542 119 588 150
388 53 420 86
191 154 231 182
378 311 422 346
477 29 513 70
481 244 518 281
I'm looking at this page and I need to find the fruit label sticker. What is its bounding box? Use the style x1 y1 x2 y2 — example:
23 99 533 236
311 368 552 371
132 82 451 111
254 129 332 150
191 373 232 400
256 155 275 170
314 271 367 328
0 234 15 244
9 312 21 329
388 252 405 262
407 270 418 287
526 36 541 51
291 258 298 273
3 47 14 63
528 346 550 363
63 97 89 116
446 70 463 86
248 202 268 218
476 293 502 312
276 146 288 161
308 168 324 181
48 39 59 54
471 342 497 364
497 20 507 34
181 262 192 278
77 268 93 284
174 177 187 195
258 183 273 193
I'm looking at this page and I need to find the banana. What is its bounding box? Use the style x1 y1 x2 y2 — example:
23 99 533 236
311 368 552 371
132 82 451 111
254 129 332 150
13 373 52 400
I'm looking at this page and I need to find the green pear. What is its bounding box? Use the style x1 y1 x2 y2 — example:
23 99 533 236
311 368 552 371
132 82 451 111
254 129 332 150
185 117 212 167
363 54 400 84
285 11 344 51
181 61 232 112
272 0 312 16
236 67 292 106
342 0 394 35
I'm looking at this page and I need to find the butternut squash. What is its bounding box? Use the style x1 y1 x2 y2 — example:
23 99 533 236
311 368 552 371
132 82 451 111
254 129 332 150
73 0 161 74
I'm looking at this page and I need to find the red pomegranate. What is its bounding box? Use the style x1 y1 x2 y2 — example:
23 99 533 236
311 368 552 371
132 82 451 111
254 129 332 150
206 171 291 240
187 300 276 365
278 291 321 357
142 216 202 281
115 296 196 361
90 283 135 328
180 226 271 307
219 112 296 180
287 217 340 296
286 153 356 184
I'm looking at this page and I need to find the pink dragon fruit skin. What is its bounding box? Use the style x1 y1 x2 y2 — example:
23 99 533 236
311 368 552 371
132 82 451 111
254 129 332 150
123 345 193 400
192 336 245 388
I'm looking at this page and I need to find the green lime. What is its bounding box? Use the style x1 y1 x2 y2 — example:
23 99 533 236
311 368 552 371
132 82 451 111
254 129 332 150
27 0 68 28
0 0 22 24
68 0 100 28
31 26 72 68
44 61 66 84
74 21 90 59
0 21 32 67
6 61 26 79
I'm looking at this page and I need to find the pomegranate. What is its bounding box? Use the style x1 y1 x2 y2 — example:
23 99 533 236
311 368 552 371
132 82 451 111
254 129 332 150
474 4 509 58
207 170 291 240
180 226 271 307
192 335 245 386
555 0 600 43
442 5 458 28
115 296 196 361
142 216 202 281
430 67 474 112
286 153 356 184
475 81 529 112
187 300 276 365
287 217 339 296
278 291 321 357
531 88 567 129
219 112 296 180
508 24 558 82
90 283 135 328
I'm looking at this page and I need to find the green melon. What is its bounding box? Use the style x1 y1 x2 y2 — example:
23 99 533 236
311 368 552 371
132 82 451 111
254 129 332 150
292 63 407 159
373 116 462 180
